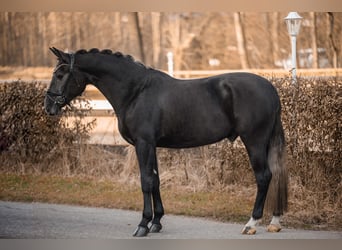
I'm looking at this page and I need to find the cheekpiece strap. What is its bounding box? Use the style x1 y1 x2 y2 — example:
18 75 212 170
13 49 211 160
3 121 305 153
70 53 75 72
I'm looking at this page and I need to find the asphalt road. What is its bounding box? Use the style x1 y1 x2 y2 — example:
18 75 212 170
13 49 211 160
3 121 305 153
0 201 341 239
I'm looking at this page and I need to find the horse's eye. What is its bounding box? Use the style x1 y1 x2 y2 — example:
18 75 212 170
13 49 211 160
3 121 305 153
56 73 64 80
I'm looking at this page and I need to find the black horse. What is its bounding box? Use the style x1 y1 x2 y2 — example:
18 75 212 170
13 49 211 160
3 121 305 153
45 48 288 236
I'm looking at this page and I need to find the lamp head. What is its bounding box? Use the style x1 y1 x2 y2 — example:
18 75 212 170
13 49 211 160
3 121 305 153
284 12 303 36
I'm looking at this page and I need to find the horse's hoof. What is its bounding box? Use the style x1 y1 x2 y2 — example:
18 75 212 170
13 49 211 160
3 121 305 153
150 223 162 233
133 226 149 237
267 224 282 233
241 226 257 235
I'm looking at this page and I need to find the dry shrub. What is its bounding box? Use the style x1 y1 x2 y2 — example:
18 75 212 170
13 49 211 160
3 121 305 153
272 77 341 227
0 81 95 174
156 140 253 191
274 78 341 199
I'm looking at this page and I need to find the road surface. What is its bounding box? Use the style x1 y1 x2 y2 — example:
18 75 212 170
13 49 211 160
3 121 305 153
0 201 341 239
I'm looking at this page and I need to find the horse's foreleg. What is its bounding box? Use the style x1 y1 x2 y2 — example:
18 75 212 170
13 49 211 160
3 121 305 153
150 168 164 233
133 139 163 237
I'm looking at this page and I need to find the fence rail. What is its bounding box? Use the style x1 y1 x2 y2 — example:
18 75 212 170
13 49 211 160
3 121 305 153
172 68 342 78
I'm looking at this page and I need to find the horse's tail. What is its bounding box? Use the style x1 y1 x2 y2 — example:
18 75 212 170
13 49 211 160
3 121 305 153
265 112 288 215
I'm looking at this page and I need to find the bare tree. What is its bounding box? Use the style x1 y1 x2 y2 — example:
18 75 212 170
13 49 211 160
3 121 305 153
163 13 194 71
135 13 145 63
310 12 318 68
121 12 145 62
327 12 339 68
234 12 250 69
270 12 280 67
38 13 48 65
0 13 10 65
0 12 341 69
151 12 161 68
163 13 218 71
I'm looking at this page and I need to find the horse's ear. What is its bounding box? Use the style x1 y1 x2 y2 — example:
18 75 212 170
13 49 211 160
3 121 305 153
49 47 60 57
49 47 70 63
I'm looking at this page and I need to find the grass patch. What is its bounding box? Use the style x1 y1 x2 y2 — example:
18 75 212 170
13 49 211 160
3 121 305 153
0 173 254 225
0 173 142 210
1 172 341 231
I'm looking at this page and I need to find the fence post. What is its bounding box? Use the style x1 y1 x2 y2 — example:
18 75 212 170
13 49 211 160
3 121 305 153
167 52 174 77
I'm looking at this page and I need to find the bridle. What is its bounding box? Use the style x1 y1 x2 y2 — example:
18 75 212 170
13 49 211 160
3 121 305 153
46 53 75 107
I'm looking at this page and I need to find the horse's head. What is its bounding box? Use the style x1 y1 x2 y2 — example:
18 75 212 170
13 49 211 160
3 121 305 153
44 47 88 116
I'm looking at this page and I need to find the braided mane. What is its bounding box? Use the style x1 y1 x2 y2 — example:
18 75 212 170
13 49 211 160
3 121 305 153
75 48 147 69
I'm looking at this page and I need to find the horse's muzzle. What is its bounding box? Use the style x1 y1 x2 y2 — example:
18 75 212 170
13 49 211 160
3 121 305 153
44 96 61 116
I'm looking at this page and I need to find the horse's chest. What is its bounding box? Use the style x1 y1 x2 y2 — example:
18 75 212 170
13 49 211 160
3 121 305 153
117 117 135 144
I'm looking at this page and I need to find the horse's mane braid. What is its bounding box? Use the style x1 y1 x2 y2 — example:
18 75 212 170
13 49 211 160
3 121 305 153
75 49 87 54
74 48 148 69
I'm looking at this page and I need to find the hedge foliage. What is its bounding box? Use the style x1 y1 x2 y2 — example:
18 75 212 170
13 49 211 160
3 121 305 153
0 78 341 205
0 81 95 171
276 78 341 190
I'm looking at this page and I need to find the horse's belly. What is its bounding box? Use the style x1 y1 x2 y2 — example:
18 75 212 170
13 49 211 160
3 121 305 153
157 120 231 148
157 137 226 148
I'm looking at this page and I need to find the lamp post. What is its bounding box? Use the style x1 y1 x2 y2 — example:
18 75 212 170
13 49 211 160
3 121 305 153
284 12 303 83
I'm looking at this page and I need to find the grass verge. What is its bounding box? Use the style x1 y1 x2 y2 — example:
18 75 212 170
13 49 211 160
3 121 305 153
0 173 253 224
1 172 341 231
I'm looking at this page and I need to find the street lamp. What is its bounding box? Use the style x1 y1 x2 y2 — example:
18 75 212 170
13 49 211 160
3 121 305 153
284 12 303 83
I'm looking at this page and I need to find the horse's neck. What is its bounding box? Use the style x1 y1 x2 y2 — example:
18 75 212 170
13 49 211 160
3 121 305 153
89 62 147 116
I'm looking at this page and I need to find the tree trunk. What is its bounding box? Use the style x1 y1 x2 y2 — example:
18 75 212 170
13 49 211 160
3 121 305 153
113 13 122 51
166 13 182 71
310 12 318 68
72 13 81 50
270 12 279 67
327 12 339 68
234 12 250 69
122 12 145 62
151 12 161 68
0 13 9 65
38 12 48 65
135 13 145 63
28 13 36 66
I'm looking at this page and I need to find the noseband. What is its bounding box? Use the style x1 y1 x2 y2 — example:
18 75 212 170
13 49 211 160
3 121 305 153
46 53 75 107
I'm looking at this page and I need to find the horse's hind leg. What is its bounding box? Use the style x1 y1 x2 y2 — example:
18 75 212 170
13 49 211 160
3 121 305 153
267 215 282 232
240 138 272 235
